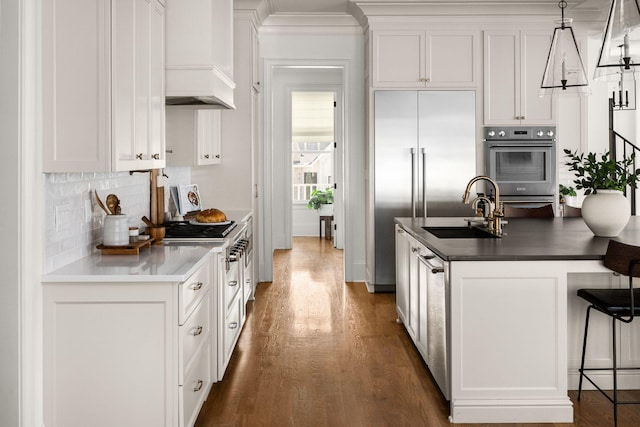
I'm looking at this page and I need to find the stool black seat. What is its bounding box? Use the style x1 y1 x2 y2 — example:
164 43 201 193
577 239 640 426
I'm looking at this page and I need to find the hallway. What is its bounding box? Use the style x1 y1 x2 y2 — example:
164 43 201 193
195 237 640 426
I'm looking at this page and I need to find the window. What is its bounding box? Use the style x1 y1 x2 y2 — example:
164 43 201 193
291 91 334 202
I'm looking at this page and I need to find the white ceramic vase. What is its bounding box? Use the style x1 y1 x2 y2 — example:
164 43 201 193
581 189 630 237
318 203 334 216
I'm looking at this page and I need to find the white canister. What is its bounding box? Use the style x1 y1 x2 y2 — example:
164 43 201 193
103 215 129 246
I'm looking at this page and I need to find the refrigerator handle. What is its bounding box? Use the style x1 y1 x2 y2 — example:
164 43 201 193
422 148 427 218
411 148 416 218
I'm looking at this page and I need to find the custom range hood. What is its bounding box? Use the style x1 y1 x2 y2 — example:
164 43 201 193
165 0 236 109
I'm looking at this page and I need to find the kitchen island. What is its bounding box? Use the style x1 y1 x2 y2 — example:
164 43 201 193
394 216 640 424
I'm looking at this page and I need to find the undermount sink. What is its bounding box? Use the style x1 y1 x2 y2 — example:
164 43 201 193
422 226 498 239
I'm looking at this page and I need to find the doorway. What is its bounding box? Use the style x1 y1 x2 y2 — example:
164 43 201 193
261 65 345 282
291 90 337 241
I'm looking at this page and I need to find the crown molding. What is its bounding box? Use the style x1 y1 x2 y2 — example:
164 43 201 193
261 14 365 35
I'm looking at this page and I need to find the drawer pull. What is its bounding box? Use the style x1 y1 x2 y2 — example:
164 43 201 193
190 282 203 291
193 380 203 392
229 322 238 329
228 280 238 287
192 326 203 336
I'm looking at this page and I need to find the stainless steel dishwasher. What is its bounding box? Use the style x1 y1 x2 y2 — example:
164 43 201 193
418 250 450 400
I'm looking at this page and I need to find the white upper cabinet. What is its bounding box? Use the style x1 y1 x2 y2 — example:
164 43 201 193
43 0 166 173
484 30 555 125
165 0 235 108
166 109 222 166
371 29 479 88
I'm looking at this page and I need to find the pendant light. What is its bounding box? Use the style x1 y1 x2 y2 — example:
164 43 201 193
594 0 640 81
540 1 590 96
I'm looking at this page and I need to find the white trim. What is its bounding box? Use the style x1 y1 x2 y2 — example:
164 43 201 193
22 0 44 425
261 59 352 282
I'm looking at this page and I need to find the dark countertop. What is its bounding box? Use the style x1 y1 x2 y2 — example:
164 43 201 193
394 216 640 261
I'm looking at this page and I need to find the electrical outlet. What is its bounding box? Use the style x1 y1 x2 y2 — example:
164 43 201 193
55 204 72 232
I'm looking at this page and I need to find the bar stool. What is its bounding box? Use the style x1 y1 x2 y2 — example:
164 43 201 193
577 239 640 426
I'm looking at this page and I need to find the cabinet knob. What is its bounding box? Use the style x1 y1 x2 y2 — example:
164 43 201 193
215 154 221 159
228 280 238 287
190 282 203 291
193 380 204 392
135 153 143 160
204 154 210 159
192 326 203 336
152 153 160 160
229 322 239 329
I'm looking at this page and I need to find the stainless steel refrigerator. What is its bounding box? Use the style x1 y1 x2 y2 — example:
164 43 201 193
372 90 476 290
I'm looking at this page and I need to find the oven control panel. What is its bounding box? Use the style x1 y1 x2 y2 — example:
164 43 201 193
484 126 555 140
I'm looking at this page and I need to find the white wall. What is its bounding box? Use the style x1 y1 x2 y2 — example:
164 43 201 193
260 31 366 282
0 0 22 424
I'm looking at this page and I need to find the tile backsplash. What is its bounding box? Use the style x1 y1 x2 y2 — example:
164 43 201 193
43 167 191 273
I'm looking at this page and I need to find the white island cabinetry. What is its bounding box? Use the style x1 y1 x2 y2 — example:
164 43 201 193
43 247 219 427
394 217 640 423
43 0 166 172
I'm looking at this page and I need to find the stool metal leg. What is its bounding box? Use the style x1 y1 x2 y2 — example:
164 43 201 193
578 305 593 401
612 316 618 427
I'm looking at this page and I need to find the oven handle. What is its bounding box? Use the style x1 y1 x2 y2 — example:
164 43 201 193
487 142 554 147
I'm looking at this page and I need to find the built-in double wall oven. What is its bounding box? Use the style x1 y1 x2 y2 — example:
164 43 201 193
484 126 557 203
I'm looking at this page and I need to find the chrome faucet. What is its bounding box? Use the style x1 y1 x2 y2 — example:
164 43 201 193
462 176 505 236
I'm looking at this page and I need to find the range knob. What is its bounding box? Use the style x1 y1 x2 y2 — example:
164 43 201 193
547 130 554 137
487 130 496 137
498 130 506 137
537 130 544 137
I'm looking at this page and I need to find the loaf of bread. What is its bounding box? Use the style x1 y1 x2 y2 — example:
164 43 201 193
195 208 227 223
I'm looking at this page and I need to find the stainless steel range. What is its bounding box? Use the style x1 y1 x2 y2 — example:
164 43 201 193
162 219 251 275
484 126 557 203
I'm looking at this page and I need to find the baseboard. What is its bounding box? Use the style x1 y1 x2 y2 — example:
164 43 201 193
450 398 574 423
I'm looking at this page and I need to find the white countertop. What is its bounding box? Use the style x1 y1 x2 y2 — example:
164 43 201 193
42 209 253 284
42 242 222 283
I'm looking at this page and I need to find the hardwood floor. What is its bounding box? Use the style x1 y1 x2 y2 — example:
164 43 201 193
195 237 640 427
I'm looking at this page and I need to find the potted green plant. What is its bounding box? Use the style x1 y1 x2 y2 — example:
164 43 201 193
558 184 577 204
564 149 640 236
307 188 334 216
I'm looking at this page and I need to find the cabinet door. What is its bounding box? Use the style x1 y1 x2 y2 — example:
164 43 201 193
484 31 520 125
425 30 479 87
372 30 425 87
113 0 165 171
197 110 222 165
149 0 166 167
484 30 555 125
43 0 111 172
520 31 555 125
395 226 410 324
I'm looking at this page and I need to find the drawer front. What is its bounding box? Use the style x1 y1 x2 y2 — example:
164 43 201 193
181 340 211 427
179 259 211 325
223 261 240 314
219 294 242 378
180 292 211 384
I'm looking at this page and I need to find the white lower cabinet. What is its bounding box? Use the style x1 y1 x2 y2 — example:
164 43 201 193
44 256 216 427
395 225 450 399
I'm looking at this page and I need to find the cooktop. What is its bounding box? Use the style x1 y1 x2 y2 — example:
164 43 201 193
162 220 237 241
